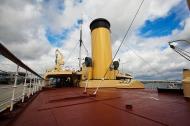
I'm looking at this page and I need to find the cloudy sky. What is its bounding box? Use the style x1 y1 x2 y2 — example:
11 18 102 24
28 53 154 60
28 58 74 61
0 0 190 80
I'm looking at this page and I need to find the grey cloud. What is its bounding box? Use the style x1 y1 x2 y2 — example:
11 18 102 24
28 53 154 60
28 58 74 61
0 0 189 81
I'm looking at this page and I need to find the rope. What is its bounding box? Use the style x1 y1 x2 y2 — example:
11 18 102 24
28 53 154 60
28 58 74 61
112 0 145 64
126 46 162 76
82 42 89 56
169 40 190 61
169 39 190 44
175 46 190 55
64 42 79 65
92 0 145 95
175 48 190 61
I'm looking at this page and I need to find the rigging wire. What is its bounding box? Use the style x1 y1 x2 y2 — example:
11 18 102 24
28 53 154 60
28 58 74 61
169 39 190 44
176 47 190 54
64 42 79 65
175 48 190 61
176 47 190 56
111 0 145 65
124 46 166 79
92 0 145 95
81 42 89 56
120 40 190 80
64 26 89 67
169 39 190 62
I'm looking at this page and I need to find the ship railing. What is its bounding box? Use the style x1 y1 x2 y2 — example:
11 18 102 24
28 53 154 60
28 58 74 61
0 67 44 112
0 42 44 112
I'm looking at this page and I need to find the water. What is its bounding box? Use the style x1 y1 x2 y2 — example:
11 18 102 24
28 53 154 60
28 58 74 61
143 82 182 89
0 84 32 112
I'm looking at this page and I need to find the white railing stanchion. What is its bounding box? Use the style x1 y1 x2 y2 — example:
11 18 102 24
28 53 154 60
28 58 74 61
32 76 34 95
38 79 41 91
28 73 32 98
41 79 43 89
83 79 89 94
37 78 40 91
22 70 28 102
35 77 37 93
10 65 19 111
39 79 41 90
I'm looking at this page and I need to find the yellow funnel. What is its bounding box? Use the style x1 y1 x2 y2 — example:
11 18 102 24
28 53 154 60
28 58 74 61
183 69 190 99
90 18 112 79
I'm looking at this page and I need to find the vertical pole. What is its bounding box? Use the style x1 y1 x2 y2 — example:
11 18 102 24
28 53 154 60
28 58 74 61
122 63 123 73
79 24 82 70
10 65 19 111
38 79 40 91
28 73 32 98
35 77 37 92
22 70 28 102
38 78 40 91
37 78 39 91
39 79 42 90
32 76 34 95
83 80 88 94
42 79 45 88
34 77 36 93
40 79 42 90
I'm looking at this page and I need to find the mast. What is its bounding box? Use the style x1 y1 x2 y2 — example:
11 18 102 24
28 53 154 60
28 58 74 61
79 21 82 70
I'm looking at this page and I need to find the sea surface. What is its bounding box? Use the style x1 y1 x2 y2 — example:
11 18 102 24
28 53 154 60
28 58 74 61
0 84 32 112
143 82 182 89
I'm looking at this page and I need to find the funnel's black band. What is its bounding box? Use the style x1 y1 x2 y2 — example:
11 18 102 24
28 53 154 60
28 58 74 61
90 18 110 31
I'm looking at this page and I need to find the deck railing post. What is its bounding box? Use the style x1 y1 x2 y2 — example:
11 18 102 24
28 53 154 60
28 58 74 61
38 79 41 91
35 77 37 93
10 65 19 111
32 76 34 95
40 79 43 90
22 70 28 102
42 80 45 89
39 79 41 90
38 78 41 91
28 73 32 98
34 77 36 93
37 78 39 91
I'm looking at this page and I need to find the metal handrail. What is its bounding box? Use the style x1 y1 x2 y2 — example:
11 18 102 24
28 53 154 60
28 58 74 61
0 42 44 111
0 42 43 79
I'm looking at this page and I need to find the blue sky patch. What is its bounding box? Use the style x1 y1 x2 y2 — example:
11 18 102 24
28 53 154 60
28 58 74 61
138 0 189 38
160 44 168 51
45 19 83 46
57 2 65 11
73 0 83 6
77 19 83 25
45 28 70 47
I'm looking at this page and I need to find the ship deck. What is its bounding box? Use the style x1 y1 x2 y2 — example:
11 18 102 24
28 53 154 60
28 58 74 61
3 88 190 126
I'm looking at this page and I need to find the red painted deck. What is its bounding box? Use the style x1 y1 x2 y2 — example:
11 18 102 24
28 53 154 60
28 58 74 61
8 88 190 126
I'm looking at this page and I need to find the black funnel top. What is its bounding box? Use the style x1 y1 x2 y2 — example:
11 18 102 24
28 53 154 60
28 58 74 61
90 18 110 31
